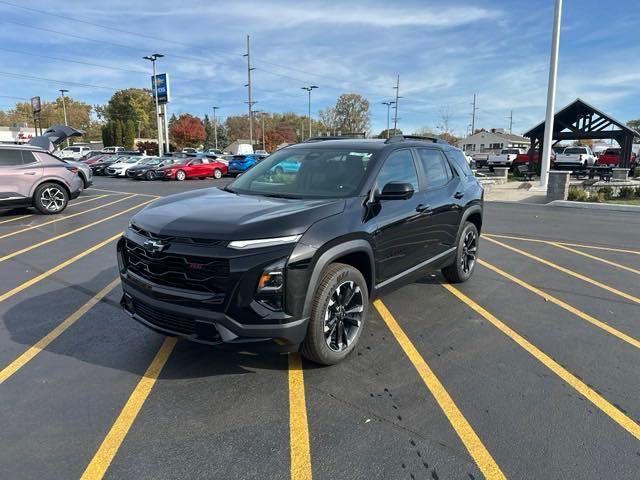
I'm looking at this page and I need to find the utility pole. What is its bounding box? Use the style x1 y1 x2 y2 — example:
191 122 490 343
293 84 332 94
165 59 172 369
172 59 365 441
143 53 164 156
59 89 70 146
301 86 318 140
539 0 563 190
261 112 265 150
508 110 513 134
392 74 400 131
212 106 220 150
243 35 256 147
471 93 477 135
382 101 395 138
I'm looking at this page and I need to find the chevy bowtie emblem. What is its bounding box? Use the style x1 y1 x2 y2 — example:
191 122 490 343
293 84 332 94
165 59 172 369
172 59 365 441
143 239 167 253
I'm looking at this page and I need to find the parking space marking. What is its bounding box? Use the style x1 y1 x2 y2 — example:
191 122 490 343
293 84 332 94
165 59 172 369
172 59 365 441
484 237 640 306
0 195 110 226
0 199 154 263
478 259 640 350
484 233 640 256
288 353 312 480
0 278 120 384
442 283 640 440
0 232 121 303
90 187 160 198
0 195 135 241
374 299 506 480
80 337 177 480
549 242 640 276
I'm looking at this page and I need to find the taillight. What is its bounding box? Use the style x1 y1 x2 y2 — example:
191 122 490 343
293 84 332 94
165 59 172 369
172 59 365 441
66 167 79 174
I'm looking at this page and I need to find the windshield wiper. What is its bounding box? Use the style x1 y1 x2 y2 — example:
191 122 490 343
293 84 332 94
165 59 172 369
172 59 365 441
222 185 236 193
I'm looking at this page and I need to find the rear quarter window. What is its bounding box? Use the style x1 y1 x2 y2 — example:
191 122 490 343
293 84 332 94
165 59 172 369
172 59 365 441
447 149 474 177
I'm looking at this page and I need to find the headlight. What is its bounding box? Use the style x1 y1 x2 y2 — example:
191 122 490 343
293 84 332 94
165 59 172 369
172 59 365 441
257 259 286 293
229 235 301 250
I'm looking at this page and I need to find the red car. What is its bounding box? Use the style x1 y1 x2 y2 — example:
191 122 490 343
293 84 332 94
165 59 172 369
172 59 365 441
154 157 227 181
595 148 629 167
512 150 555 168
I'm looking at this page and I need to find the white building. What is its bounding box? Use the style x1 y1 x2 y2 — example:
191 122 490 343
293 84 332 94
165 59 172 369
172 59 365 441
0 126 37 144
459 128 530 153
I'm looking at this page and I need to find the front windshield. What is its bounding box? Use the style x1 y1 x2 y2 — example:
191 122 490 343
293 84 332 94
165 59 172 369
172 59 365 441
228 147 375 198
140 157 160 164
123 157 141 163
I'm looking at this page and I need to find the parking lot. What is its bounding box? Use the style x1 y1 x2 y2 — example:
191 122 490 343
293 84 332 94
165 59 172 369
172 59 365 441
1 176 639 479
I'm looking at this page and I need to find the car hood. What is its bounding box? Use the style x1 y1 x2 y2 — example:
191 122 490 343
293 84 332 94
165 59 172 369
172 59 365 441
129 163 157 171
131 187 346 240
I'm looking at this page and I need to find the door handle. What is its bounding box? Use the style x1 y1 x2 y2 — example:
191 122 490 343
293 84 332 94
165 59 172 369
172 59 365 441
454 191 464 199
23 172 36 175
416 204 432 214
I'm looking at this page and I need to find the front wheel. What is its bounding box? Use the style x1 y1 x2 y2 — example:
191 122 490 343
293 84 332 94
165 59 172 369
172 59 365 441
213 168 222 179
175 170 186 181
442 222 479 283
145 170 156 181
34 182 69 214
301 263 368 365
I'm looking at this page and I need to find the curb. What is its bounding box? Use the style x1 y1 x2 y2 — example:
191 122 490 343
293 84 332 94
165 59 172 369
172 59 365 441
548 200 640 212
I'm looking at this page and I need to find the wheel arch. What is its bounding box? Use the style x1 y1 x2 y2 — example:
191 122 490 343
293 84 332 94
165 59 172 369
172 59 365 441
33 178 71 199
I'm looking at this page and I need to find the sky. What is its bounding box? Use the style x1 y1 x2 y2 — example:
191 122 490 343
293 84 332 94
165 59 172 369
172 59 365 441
0 0 639 137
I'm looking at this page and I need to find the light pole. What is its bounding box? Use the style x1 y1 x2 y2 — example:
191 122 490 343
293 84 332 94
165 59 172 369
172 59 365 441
255 111 266 151
59 89 69 146
244 35 256 147
143 53 164 156
392 74 401 131
538 0 563 190
382 101 395 138
301 86 318 139
212 106 220 151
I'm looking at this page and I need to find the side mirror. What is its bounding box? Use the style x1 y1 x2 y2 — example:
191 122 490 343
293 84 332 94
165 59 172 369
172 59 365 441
376 181 414 200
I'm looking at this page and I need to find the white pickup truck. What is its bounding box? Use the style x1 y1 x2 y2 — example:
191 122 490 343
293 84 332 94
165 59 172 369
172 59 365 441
555 146 595 169
487 148 526 169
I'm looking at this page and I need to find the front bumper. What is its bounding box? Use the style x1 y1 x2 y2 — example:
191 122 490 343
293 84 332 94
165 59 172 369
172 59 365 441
120 275 308 351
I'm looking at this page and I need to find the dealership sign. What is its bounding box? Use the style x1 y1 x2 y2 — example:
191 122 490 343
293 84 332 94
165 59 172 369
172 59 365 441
151 73 170 104
30 96 41 114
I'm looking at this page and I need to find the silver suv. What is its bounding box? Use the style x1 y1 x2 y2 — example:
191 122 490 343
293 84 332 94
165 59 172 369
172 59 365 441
0 126 85 214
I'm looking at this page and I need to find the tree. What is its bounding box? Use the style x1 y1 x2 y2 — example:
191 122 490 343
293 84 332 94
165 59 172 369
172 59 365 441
136 140 158 155
628 119 640 141
101 124 113 147
113 120 124 146
123 119 136 149
203 114 215 149
169 114 206 149
96 88 157 137
332 93 370 134
377 128 402 138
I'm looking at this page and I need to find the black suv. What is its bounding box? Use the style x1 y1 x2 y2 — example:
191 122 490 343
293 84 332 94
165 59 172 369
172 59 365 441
117 136 483 364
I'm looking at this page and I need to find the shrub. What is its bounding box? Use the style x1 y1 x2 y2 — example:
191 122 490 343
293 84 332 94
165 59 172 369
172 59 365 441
597 186 613 200
618 186 635 199
634 186 640 198
634 166 640 178
567 187 588 202
587 192 604 203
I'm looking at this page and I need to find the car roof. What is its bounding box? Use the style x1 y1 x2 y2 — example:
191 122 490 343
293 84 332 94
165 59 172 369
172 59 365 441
285 137 450 152
0 143 45 151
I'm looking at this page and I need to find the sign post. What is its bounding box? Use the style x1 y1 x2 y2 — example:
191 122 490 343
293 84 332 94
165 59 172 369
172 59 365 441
30 96 42 135
152 73 170 153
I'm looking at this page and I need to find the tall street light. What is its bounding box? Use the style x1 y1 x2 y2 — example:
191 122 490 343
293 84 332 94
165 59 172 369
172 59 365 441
59 89 69 146
301 86 318 139
382 101 395 138
143 53 164 156
212 106 220 151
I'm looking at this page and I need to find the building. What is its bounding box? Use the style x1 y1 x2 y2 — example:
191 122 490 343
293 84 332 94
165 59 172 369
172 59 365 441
0 126 38 144
459 128 530 153
224 139 253 155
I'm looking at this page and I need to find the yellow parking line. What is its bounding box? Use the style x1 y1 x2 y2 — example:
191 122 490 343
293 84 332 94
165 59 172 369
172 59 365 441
288 353 312 480
0 195 109 226
80 337 177 480
550 242 640 276
0 232 122 303
0 278 120 384
90 187 160 198
0 195 135 241
484 233 640 256
0 199 154 263
484 236 640 305
478 259 640 350
68 194 110 206
374 299 506 479
442 283 640 440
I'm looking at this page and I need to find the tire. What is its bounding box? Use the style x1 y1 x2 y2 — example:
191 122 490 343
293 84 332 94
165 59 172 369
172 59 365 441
145 170 156 181
442 222 479 283
175 170 186 181
33 182 69 214
213 168 222 179
274 166 284 175
79 173 89 189
301 263 369 365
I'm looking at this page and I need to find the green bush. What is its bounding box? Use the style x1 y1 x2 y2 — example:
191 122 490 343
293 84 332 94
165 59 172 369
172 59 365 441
587 192 604 202
567 187 588 202
634 166 640 178
618 186 635 199
635 186 640 198
597 186 613 200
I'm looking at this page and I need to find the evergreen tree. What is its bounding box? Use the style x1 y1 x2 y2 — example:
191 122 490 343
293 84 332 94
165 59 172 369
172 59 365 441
203 114 215 149
101 124 113 146
113 120 124 146
124 119 136 149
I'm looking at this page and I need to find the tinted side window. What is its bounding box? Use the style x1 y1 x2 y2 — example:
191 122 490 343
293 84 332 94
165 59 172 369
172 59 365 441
417 149 453 188
0 150 24 166
190 159 202 165
447 149 473 177
376 150 419 191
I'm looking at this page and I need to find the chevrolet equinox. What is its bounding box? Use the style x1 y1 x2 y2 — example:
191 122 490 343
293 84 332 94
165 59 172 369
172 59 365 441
118 136 483 365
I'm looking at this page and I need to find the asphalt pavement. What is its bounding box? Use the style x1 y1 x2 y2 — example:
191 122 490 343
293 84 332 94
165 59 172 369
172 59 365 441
0 176 639 480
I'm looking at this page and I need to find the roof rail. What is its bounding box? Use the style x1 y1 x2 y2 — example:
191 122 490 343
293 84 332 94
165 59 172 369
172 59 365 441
303 135 364 143
384 135 448 145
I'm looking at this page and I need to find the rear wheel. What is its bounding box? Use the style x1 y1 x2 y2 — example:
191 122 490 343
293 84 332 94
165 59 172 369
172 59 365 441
442 222 478 283
176 170 187 181
213 168 223 179
301 263 368 365
145 170 156 181
33 182 69 214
